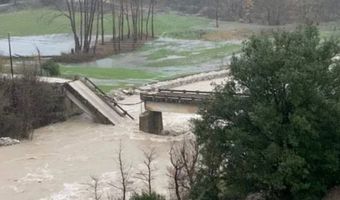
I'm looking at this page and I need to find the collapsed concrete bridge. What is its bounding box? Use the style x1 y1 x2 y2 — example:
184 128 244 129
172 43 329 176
64 78 134 125
139 89 214 134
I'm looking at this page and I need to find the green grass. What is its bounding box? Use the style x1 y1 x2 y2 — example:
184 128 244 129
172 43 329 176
4 8 338 90
60 66 159 80
0 9 70 37
98 84 127 92
147 44 241 67
1 8 340 40
0 9 210 39
153 13 210 38
319 20 340 39
147 49 179 60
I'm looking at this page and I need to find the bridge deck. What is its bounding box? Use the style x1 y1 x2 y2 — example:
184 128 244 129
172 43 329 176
141 89 213 105
65 80 129 125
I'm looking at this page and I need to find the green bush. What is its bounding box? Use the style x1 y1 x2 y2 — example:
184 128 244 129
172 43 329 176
42 60 60 76
192 26 340 200
130 192 166 200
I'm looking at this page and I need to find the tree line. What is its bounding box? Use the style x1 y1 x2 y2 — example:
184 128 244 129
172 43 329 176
58 0 156 54
166 0 340 26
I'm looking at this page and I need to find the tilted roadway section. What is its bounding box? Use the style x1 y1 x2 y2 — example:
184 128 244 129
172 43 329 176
140 89 214 114
0 73 133 125
65 80 133 125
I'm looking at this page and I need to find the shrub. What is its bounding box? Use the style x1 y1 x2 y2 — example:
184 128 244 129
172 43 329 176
42 60 60 76
129 192 166 200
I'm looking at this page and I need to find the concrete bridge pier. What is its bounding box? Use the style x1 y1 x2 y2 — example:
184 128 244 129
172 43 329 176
139 89 213 134
139 111 163 134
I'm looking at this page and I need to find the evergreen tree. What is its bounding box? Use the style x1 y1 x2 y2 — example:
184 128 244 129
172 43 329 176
192 27 340 200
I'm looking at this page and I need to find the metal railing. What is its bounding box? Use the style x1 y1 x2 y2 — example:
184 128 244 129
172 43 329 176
83 77 135 120
158 89 214 95
141 89 213 105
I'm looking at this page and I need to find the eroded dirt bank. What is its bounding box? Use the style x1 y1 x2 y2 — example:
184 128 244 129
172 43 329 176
0 78 226 200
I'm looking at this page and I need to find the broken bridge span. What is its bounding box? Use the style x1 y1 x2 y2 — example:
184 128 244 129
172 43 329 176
139 89 214 134
64 78 134 126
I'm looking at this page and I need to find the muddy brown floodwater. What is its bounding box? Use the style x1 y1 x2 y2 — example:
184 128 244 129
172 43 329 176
0 78 226 200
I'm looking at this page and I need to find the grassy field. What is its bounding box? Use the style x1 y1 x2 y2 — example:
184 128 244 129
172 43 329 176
0 9 69 37
60 66 161 91
60 66 158 80
319 21 340 39
146 44 241 67
0 9 210 39
1 8 339 91
1 8 339 39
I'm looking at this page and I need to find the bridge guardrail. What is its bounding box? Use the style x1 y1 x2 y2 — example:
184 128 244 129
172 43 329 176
82 77 135 120
141 90 213 105
158 89 214 95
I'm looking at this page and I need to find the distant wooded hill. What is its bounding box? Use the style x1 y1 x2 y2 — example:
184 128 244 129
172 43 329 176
164 0 340 25
0 0 11 4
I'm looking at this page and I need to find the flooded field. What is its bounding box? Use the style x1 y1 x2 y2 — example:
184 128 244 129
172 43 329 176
61 37 241 89
0 33 241 90
0 34 74 56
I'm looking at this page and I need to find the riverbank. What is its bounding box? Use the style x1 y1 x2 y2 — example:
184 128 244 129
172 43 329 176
0 73 338 200
0 75 224 200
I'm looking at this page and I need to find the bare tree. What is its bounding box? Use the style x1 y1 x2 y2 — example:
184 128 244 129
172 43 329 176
60 0 100 53
111 0 117 51
109 142 132 200
94 1 101 54
59 0 157 55
169 145 184 200
100 0 105 45
130 0 142 42
168 139 199 200
87 176 102 200
243 0 254 23
256 0 288 25
119 0 125 41
139 0 144 39
135 148 157 195
151 0 155 38
215 0 219 28
125 0 131 39
145 0 152 39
